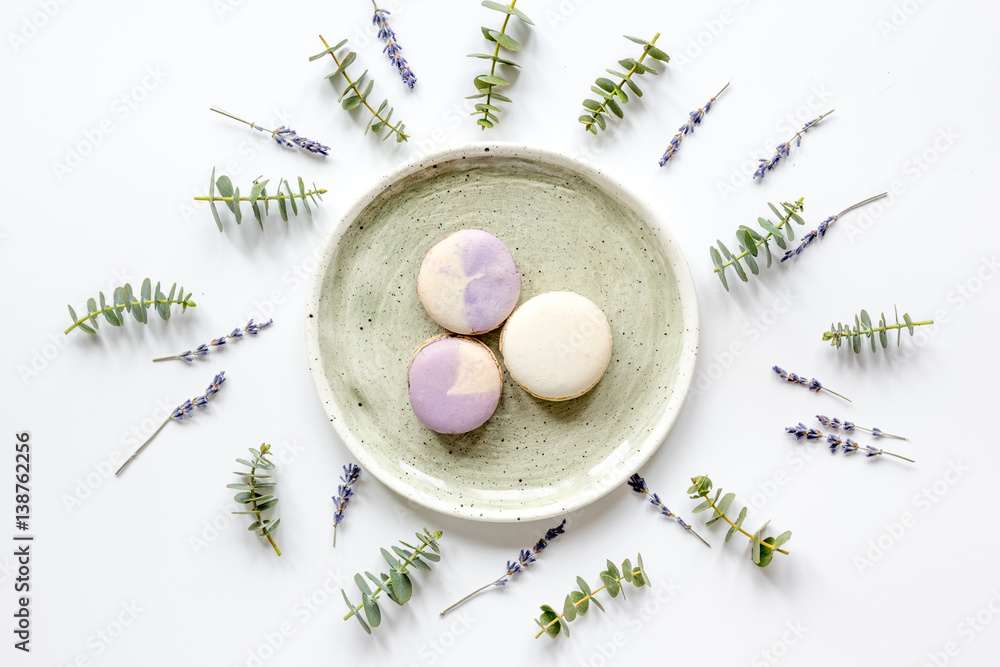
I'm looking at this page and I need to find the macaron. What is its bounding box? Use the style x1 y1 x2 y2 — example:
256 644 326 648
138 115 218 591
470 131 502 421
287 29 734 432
407 334 503 434
417 229 521 335
499 291 613 401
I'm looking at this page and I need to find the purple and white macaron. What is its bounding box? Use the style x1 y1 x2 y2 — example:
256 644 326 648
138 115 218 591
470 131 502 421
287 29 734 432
417 229 521 335
407 334 503 434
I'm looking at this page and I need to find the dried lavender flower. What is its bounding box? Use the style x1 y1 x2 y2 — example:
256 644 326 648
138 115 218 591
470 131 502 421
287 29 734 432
772 365 851 402
210 107 330 156
659 81 729 166
372 3 416 88
785 422 822 440
627 474 709 547
781 193 888 261
153 319 273 362
116 371 227 476
439 519 566 617
753 109 834 180
816 415 907 440
332 463 361 547
785 425 914 463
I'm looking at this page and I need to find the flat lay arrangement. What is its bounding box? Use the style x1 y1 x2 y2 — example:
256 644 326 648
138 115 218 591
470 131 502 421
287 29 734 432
3 1 997 665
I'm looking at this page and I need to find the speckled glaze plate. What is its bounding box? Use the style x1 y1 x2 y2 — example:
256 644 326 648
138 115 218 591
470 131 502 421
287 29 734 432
305 144 698 522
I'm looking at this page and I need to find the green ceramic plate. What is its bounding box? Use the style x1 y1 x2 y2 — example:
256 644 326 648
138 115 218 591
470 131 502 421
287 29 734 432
305 144 698 522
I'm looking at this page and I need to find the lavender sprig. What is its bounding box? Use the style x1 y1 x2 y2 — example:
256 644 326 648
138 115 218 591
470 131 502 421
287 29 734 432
753 109 834 180
627 474 709 547
332 463 361 547
772 365 851 402
785 424 914 463
210 107 330 156
780 193 888 261
372 4 416 88
816 415 907 441
116 371 227 476
439 519 566 617
153 319 273 362
659 81 729 166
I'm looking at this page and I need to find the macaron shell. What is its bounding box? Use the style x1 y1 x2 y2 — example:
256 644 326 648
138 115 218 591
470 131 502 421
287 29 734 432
408 335 503 434
417 229 521 335
500 291 613 401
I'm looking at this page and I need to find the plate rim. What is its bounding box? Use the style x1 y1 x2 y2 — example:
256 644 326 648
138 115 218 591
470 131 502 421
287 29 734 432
305 142 699 522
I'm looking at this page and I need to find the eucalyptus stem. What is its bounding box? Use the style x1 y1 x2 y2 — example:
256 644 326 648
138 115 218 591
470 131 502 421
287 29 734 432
247 455 281 557
480 1 516 127
193 190 326 203
587 32 659 123
65 296 193 334
534 577 618 638
342 535 439 621
705 496 789 555
318 34 408 141
714 199 804 276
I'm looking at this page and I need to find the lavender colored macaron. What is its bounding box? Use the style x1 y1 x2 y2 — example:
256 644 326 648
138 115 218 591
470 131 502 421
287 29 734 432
407 334 503 434
417 229 521 335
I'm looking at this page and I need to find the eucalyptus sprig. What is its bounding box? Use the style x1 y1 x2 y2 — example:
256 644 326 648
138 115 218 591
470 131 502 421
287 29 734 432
310 35 410 142
534 555 650 639
195 168 326 232
66 278 196 335
228 443 281 556
823 306 934 353
579 34 669 134
467 0 535 129
688 476 791 567
709 198 805 291
342 528 443 634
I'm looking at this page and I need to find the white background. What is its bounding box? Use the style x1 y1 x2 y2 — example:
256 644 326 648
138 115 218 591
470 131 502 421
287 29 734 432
3 0 999 665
